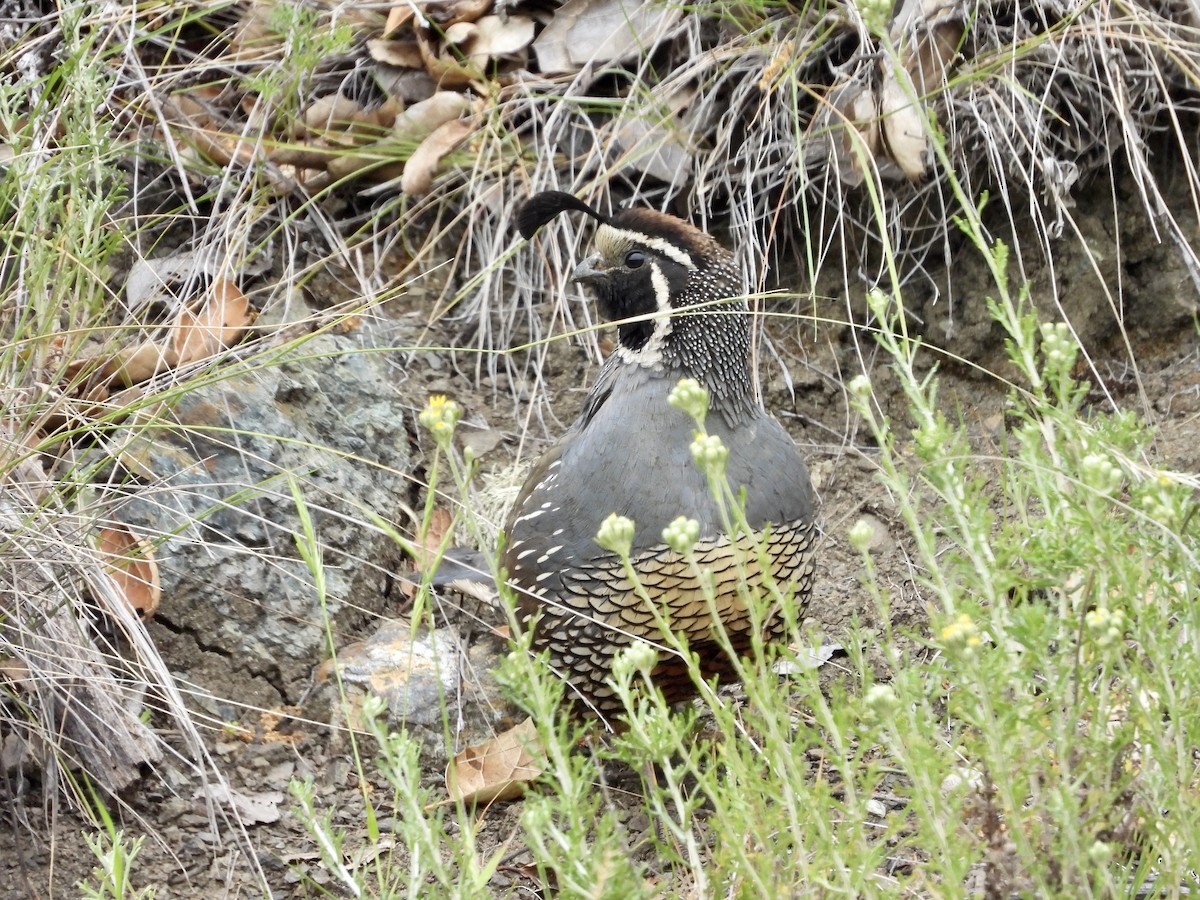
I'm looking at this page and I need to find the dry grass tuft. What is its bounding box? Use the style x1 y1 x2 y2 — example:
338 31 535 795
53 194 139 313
324 1 1200 394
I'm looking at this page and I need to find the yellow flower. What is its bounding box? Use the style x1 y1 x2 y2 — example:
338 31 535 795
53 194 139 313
418 394 461 447
939 613 981 651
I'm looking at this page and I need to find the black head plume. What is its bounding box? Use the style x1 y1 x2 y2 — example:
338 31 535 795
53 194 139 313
516 191 606 240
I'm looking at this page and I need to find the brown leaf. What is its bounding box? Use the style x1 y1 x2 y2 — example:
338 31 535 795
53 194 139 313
384 3 416 37
0 655 31 687
399 506 455 599
171 277 252 366
303 93 364 135
446 718 542 804
0 421 50 502
910 18 963 96
890 0 963 93
417 507 455 571
162 94 261 169
368 36 425 70
326 152 406 183
401 117 474 196
96 524 161 620
416 25 477 89
611 82 698 183
96 339 179 387
424 0 491 26
879 0 963 181
372 98 403 131
70 273 250 393
443 20 477 48
393 92 475 143
464 15 535 67
812 79 880 188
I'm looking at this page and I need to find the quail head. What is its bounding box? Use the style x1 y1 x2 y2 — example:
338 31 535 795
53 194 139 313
504 191 816 717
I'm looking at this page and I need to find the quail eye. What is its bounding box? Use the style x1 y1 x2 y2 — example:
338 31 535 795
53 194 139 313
624 250 646 269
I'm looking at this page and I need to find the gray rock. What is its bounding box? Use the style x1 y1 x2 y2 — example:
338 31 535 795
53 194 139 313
118 327 414 719
307 616 521 765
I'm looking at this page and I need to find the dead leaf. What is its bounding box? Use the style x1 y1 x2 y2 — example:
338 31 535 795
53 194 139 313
393 91 475 143
384 3 416 36
399 507 455 600
368 36 425 69
880 72 928 180
304 93 364 134
98 339 179 387
774 641 844 676
879 0 963 181
195 784 284 825
459 425 503 458
417 507 455 571
370 98 403 131
611 83 698 184
401 117 475 196
890 0 963 92
96 524 161 620
324 150 407 183
417 25 478 89
811 79 880 188
444 20 477 47
1 421 50 503
126 248 220 309
171 278 252 366
375 67 441 106
446 718 542 804
532 0 683 74
74 273 250 392
423 0 490 26
162 93 261 169
467 16 534 66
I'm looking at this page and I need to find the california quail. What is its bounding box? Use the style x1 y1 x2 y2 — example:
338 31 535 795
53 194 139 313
504 191 816 716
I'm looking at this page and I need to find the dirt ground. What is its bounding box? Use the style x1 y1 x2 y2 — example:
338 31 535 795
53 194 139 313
3 154 1199 897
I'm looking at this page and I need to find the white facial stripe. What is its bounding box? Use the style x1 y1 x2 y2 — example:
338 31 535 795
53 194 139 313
637 235 695 269
650 261 672 314
615 260 673 369
595 224 695 270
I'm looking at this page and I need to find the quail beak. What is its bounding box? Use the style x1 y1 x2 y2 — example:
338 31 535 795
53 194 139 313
570 254 604 286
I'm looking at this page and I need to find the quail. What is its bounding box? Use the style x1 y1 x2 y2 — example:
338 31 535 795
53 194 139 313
504 191 816 716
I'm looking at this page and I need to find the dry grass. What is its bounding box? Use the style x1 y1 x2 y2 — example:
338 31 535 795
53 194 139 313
428 1 1200 365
